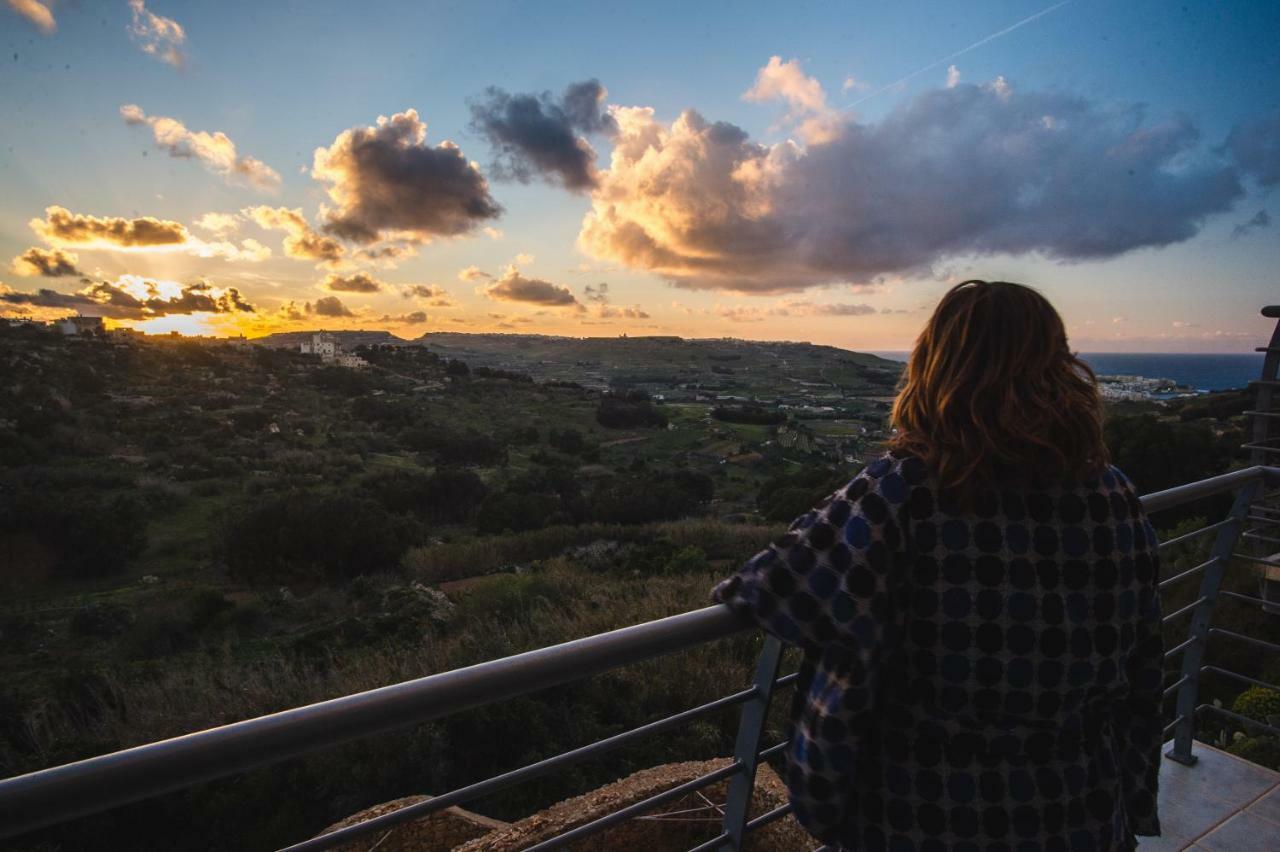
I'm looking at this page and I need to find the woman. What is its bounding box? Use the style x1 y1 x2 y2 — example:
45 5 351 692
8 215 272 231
714 281 1163 851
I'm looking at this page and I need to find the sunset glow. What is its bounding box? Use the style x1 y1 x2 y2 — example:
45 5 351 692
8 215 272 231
2 2 1277 350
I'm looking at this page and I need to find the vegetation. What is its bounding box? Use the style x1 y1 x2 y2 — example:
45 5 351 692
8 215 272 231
0 320 1272 848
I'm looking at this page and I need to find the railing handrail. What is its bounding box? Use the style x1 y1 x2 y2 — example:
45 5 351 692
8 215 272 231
1 464 1277 842
0 605 749 838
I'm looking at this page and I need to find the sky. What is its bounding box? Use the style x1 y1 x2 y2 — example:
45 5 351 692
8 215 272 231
1 0 1277 351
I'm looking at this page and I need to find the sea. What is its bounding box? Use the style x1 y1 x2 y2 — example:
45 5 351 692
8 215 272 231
868 352 1265 393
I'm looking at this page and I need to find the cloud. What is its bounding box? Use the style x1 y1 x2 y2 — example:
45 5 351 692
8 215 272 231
377 310 428 324
458 265 491 282
483 266 581 307
322 272 383 293
6 0 54 34
0 275 255 318
30 205 189 249
469 79 615 191
1225 111 1280 187
311 108 501 244
593 304 650 319
12 247 81 277
946 65 961 88
354 242 418 266
128 0 186 68
401 284 453 306
311 295 354 317
743 56 839 144
772 299 877 316
244 206 346 265
1231 209 1271 239
580 80 1244 293
580 281 648 318
121 105 281 191
195 212 241 235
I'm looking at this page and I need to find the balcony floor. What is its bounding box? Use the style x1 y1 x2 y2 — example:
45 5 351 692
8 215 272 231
1137 741 1280 851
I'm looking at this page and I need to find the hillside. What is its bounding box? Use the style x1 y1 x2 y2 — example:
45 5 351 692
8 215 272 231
414 332 904 399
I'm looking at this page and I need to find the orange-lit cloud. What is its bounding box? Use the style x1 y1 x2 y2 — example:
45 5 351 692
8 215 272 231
322 272 382 293
122 105 281 192
312 295 353 317
128 0 186 69
244 205 345 266
0 275 255 319
482 266 581 308
195 212 241 235
579 69 1243 293
311 109 501 244
743 55 840 144
6 0 54 34
401 284 453 306
12 247 81 277
31 205 190 249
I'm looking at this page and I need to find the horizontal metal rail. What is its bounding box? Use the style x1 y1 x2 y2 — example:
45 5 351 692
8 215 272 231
1159 557 1218 590
1140 466 1275 513
0 605 750 839
1158 518 1235 550
1215 589 1275 609
1199 704 1280 738
2 464 1278 846
1163 714 1189 738
1208 627 1280 654
1162 674 1190 698
1161 595 1209 624
523 761 744 852
1200 665 1280 694
746 801 794 831
289 684 761 852
1165 636 1198 659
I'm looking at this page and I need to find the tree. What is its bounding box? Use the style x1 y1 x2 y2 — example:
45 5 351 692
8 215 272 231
219 491 421 581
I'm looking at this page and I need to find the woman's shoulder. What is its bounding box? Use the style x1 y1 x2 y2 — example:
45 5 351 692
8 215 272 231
844 450 930 503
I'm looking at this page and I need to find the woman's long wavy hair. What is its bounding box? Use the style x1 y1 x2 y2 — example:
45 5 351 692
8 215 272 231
888 280 1108 499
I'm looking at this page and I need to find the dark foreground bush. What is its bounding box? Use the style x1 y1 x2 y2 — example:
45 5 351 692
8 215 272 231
219 491 422 581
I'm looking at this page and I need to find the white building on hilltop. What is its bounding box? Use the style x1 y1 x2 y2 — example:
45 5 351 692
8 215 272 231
300 332 337 359
56 315 105 336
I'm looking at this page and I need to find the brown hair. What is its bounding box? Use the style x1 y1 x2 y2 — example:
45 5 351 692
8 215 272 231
888 280 1108 497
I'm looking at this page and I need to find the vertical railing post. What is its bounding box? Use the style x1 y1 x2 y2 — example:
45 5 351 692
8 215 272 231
719 635 784 850
1166 476 1261 764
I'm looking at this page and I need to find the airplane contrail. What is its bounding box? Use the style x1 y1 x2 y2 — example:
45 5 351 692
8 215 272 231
841 0 1072 110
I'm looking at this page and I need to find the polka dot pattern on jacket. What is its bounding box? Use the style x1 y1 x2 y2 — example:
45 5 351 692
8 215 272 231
714 451 1163 852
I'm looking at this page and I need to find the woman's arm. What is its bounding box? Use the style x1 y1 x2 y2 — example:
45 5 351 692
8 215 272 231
712 456 913 655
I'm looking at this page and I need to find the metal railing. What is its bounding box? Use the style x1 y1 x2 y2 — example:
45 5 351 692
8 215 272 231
2 306 1279 848
2 466 1278 848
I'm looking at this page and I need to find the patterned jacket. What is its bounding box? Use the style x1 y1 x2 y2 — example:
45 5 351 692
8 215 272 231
714 451 1163 851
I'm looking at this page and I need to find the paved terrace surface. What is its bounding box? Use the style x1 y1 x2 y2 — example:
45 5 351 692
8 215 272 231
1137 742 1280 851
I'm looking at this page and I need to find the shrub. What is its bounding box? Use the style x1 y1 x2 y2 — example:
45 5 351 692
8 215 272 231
0 490 147 579
219 491 422 581
186 589 235 630
665 545 710 575
69 603 135 638
595 394 668 429
1231 687 1280 726
1227 735 1280 770
358 468 487 523
712 405 785 426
